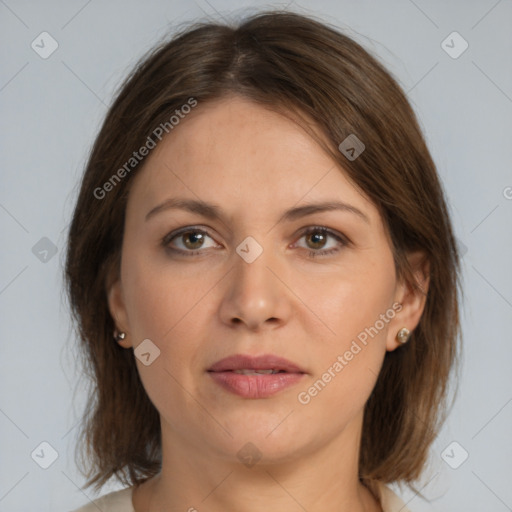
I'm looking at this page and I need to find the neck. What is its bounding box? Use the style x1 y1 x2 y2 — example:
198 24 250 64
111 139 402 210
133 413 381 512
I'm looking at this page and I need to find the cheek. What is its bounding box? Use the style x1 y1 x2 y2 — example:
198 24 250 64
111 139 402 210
121 248 218 384
120 253 210 422
121 247 209 340
296 255 396 408
304 255 396 344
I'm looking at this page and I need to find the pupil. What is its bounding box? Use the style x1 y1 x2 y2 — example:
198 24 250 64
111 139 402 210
308 232 325 249
185 232 203 249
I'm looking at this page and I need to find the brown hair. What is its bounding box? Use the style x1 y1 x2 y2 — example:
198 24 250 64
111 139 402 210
65 10 461 493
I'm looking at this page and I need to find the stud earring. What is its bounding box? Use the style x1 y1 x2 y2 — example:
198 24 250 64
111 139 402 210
396 327 410 344
113 330 126 342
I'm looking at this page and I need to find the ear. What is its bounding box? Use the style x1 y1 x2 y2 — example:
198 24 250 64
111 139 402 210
107 277 133 348
386 251 430 352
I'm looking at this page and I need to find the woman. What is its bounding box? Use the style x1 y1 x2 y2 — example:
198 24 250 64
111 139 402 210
67 10 461 512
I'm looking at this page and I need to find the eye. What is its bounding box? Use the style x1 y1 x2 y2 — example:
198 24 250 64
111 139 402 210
295 226 348 257
162 225 348 258
163 227 220 255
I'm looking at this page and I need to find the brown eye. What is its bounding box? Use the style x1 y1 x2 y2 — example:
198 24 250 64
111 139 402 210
181 231 206 250
295 227 348 258
163 227 219 255
305 231 328 250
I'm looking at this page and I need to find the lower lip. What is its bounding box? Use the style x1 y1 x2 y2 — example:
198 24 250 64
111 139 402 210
208 371 305 398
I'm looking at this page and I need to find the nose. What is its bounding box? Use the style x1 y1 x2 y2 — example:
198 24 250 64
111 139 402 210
218 245 292 331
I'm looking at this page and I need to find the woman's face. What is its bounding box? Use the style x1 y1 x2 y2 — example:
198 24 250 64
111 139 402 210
109 95 420 465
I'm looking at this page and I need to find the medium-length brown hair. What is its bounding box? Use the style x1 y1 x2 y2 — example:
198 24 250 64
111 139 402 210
66 10 461 493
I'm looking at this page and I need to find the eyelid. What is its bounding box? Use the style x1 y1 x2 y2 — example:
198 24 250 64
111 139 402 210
294 225 350 245
162 225 219 248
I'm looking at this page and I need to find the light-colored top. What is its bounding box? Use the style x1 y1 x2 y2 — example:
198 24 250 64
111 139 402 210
70 481 412 512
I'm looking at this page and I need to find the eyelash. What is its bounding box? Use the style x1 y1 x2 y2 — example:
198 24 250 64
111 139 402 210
162 225 349 259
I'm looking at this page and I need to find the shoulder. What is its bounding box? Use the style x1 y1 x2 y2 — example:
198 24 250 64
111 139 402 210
69 486 135 512
69 481 410 512
366 480 412 512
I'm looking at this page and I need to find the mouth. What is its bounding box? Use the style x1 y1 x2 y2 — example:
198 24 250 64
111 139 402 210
207 353 307 374
207 354 306 399
229 369 286 375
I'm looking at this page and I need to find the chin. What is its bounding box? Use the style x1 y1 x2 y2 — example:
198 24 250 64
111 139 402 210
209 415 309 459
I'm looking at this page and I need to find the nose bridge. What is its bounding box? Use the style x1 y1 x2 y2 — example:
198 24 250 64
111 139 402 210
219 237 290 329
232 239 277 305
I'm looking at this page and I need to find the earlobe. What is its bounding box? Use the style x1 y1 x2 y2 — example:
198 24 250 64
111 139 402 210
386 251 430 352
107 279 133 348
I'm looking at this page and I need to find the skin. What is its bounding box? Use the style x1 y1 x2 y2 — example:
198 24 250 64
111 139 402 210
108 95 429 512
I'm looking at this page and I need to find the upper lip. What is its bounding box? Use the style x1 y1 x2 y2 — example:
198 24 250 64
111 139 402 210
208 354 306 373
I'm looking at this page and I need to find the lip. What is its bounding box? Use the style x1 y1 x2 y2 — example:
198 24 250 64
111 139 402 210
207 354 307 399
208 354 306 373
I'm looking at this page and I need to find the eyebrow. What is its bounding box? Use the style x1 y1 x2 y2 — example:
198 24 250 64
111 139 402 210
145 198 369 224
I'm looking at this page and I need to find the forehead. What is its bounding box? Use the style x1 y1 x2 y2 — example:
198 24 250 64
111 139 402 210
127 95 376 221
148 96 332 179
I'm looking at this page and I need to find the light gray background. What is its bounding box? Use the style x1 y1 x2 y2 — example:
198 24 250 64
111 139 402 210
1 0 511 510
